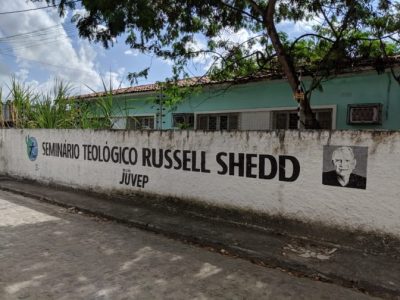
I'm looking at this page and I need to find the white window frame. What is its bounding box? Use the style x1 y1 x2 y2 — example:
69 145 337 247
194 105 336 130
195 112 240 130
269 105 336 130
109 116 127 130
172 113 195 128
127 114 156 130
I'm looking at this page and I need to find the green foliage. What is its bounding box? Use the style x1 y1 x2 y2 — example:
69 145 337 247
1 77 131 129
156 80 201 111
39 0 400 84
37 0 400 128
128 67 150 85
8 77 38 128
84 76 136 129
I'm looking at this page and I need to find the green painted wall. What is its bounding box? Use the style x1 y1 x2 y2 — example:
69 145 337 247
310 71 399 130
110 70 400 130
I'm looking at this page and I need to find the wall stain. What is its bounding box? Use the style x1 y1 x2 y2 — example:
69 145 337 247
326 130 332 146
369 131 395 154
278 130 286 154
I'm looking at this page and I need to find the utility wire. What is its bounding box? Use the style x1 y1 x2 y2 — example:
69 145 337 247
0 35 77 54
0 51 91 73
0 24 67 41
0 23 78 63
0 28 76 47
0 25 76 53
0 36 77 53
1 28 75 43
0 0 80 15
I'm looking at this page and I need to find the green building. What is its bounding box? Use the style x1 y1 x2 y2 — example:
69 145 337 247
79 68 400 131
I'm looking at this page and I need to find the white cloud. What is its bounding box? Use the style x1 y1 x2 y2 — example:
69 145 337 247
218 28 252 44
183 28 265 73
102 67 127 90
26 79 40 90
277 16 322 38
160 58 174 66
183 19 322 75
184 37 214 72
124 49 139 56
0 60 11 82
15 68 29 82
0 0 108 96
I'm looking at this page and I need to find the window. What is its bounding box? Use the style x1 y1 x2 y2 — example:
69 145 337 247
110 117 127 130
172 113 194 129
196 113 239 130
317 111 333 129
240 111 270 130
347 103 382 125
272 109 333 129
273 111 298 129
127 116 155 130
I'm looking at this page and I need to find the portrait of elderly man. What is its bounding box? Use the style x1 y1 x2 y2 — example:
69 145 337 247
322 146 367 189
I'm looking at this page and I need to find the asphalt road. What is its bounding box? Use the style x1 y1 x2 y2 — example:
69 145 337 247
0 190 378 300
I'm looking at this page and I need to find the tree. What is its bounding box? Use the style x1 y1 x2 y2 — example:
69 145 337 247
39 0 400 128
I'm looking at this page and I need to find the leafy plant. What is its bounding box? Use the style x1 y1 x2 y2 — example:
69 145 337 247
0 77 133 130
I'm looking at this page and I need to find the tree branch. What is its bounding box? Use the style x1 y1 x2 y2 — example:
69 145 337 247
317 1 338 38
289 33 335 54
264 0 299 92
217 0 263 23
378 36 400 84
305 2 358 96
246 0 264 17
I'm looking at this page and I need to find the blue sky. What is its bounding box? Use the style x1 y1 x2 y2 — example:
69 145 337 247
0 1 316 98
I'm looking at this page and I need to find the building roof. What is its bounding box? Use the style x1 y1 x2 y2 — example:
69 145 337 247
75 56 400 100
74 77 213 100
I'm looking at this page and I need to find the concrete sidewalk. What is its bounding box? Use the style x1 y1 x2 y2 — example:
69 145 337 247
0 177 399 299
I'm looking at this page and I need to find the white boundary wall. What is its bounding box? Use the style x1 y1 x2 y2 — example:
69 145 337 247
1 129 400 237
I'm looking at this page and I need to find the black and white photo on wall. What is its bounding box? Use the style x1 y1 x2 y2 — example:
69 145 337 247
322 146 367 190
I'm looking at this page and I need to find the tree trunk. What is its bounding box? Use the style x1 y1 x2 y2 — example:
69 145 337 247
263 0 317 129
299 94 319 129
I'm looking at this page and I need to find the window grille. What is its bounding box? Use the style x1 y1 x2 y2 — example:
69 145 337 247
172 113 194 128
273 112 298 129
127 116 155 130
347 104 382 124
196 113 240 130
272 109 333 129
